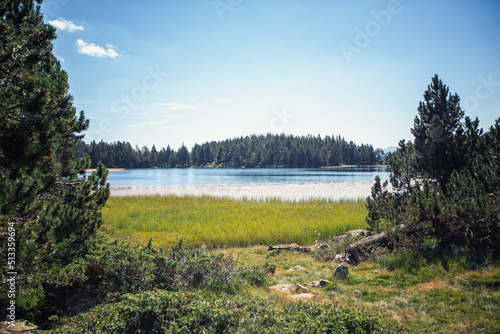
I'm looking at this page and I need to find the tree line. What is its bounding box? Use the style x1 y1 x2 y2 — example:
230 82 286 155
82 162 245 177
76 134 387 169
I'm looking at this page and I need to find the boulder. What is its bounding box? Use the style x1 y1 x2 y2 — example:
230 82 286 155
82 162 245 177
0 320 38 334
286 265 306 273
295 283 309 293
306 279 330 288
333 229 366 242
269 284 297 294
333 264 349 280
334 254 345 262
346 229 366 238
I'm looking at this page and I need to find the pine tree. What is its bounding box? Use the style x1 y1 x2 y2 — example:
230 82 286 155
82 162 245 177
366 74 500 255
411 74 466 189
0 0 109 314
176 144 191 167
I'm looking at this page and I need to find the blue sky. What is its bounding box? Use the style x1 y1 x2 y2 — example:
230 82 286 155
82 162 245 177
41 0 500 150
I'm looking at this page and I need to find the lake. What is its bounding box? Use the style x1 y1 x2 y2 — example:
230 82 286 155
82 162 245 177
96 167 391 186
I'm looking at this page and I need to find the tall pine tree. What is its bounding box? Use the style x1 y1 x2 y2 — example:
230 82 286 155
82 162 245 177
366 74 500 255
411 74 466 189
1 0 109 314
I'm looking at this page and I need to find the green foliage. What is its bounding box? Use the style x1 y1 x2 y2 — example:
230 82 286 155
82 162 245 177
48 290 404 334
412 74 466 188
0 0 109 321
366 75 500 259
236 262 276 287
365 175 395 233
34 238 238 324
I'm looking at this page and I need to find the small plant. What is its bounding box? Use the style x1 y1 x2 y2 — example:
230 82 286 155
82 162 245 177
236 262 276 287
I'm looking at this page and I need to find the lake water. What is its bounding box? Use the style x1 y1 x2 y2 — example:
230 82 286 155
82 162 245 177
97 167 391 186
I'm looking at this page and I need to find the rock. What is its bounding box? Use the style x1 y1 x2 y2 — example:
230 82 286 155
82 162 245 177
333 264 349 280
307 279 330 288
346 229 366 238
346 232 389 265
0 320 38 334
334 254 344 262
295 283 309 293
318 279 330 287
269 284 297 294
286 265 306 273
333 229 366 242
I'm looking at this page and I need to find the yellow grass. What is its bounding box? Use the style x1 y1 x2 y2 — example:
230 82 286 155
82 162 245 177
100 195 368 248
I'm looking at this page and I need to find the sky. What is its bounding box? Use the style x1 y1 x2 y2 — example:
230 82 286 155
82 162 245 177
41 0 500 151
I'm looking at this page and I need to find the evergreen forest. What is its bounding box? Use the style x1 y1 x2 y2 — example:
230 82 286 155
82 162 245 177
75 134 387 169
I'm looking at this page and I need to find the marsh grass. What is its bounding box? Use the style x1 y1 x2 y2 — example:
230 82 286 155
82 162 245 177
101 195 367 248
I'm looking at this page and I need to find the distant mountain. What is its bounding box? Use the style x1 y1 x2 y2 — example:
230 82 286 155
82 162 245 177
383 146 398 154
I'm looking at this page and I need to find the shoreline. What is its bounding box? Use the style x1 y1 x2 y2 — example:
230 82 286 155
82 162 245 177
86 168 126 173
110 180 386 201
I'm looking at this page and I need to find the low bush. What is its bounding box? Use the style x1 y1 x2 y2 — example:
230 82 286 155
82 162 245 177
235 262 276 287
48 290 405 333
27 237 238 328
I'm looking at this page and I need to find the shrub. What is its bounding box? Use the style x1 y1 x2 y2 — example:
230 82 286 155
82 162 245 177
33 238 238 327
236 262 276 287
48 290 405 333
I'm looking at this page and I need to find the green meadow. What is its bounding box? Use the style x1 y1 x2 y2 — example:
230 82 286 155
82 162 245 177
101 195 367 248
92 195 499 333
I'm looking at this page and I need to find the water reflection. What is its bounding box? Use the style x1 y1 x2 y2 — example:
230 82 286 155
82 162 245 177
92 167 391 186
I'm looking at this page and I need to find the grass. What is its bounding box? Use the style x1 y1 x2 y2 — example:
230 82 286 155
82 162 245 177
218 246 500 334
95 195 500 333
100 195 368 248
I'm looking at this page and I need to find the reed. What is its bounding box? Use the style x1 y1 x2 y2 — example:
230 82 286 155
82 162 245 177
100 195 368 248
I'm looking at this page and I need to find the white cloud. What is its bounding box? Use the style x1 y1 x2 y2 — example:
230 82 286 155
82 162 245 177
153 102 200 111
76 39 121 58
48 18 84 32
130 119 172 130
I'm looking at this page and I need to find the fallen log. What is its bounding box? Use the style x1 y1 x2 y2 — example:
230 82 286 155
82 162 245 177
267 243 329 252
351 232 389 248
346 232 389 265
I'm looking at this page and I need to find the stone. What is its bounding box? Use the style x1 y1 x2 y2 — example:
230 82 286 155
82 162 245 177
334 254 344 262
269 284 297 294
307 279 330 288
318 279 330 287
333 264 349 280
346 229 366 238
0 320 38 334
295 283 309 293
333 229 367 242
286 265 306 273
